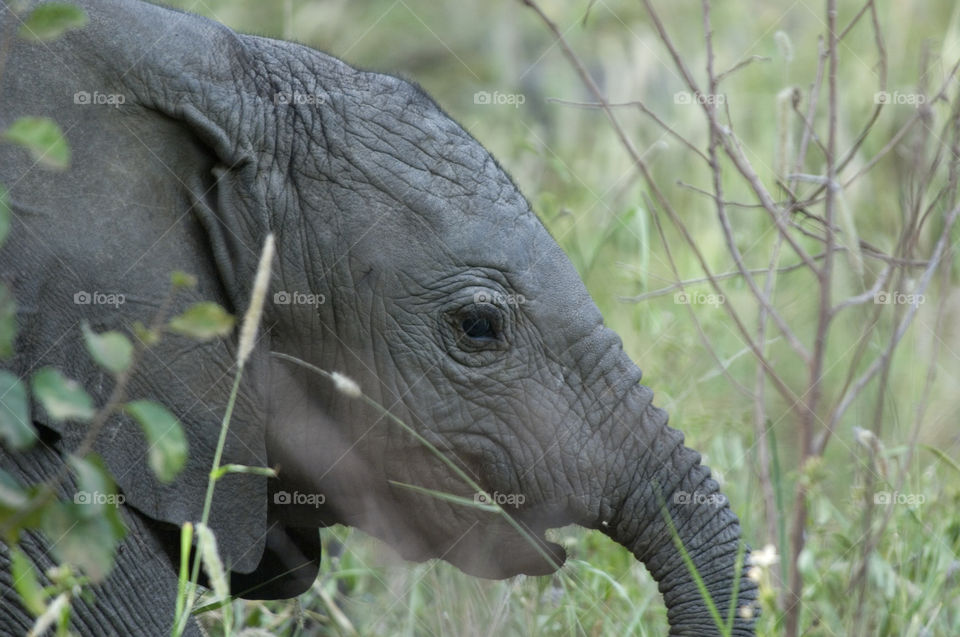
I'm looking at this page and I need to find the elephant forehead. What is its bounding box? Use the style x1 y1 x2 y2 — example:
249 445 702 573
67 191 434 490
333 75 503 190
279 65 524 222
249 42 546 263
263 45 597 311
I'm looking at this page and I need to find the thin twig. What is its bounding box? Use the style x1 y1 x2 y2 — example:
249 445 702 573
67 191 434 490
703 0 809 366
641 0 821 274
842 58 960 189
676 180 774 208
818 201 960 453
621 257 822 303
834 0 887 176
546 97 710 163
715 55 771 84
837 0 873 41
791 37 827 193
785 3 839 635
645 191 754 400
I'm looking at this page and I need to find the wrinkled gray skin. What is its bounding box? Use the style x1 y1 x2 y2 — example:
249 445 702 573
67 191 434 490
0 0 756 634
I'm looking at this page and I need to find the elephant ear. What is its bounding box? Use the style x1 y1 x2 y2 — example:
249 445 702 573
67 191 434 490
227 518 323 600
0 0 275 573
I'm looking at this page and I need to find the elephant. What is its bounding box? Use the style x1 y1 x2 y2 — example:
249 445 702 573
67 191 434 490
0 0 757 634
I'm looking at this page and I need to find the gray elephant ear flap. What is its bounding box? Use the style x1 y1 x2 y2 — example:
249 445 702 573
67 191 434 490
228 525 322 600
78 0 270 303
119 3 278 573
8 0 277 575
135 42 270 303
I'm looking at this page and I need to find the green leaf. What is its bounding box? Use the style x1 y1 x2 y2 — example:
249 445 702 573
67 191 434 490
3 117 70 170
18 3 88 41
0 468 31 517
0 185 10 246
10 546 46 617
31 368 94 422
170 271 197 289
40 455 126 582
69 454 117 518
131 321 159 347
168 302 234 341
0 283 15 360
124 400 187 483
81 323 132 375
0 370 34 450
41 499 125 582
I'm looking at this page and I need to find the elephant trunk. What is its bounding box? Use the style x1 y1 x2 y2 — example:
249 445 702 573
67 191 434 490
590 385 757 635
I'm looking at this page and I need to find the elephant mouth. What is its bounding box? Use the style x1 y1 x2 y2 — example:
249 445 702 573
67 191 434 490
431 500 571 579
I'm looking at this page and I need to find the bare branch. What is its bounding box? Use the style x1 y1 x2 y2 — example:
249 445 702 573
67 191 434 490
645 191 755 400
716 54 771 84
818 201 960 453
621 257 821 303
546 97 710 163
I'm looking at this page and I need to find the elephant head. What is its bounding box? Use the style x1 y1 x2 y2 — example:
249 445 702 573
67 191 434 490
0 0 756 633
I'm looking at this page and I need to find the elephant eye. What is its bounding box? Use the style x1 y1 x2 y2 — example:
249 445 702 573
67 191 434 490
461 315 496 340
455 305 502 346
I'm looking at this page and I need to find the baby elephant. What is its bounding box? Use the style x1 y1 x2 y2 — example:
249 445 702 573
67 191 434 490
0 0 756 634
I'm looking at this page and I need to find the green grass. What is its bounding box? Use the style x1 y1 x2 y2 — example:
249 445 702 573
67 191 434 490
161 0 960 635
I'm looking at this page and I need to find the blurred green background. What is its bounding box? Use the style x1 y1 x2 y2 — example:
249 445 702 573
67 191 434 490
163 1 960 635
